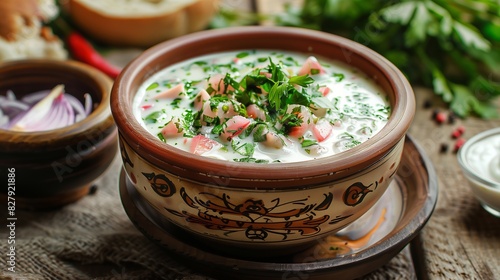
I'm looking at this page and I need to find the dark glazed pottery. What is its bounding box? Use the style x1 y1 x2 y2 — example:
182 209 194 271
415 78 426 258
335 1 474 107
0 59 117 209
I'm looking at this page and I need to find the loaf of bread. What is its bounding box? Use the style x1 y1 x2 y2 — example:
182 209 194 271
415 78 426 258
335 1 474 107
0 0 67 62
65 0 220 48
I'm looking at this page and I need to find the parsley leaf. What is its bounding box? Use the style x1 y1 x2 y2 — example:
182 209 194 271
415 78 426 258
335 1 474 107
144 111 162 124
266 0 500 118
289 75 314 86
268 81 289 111
231 141 255 157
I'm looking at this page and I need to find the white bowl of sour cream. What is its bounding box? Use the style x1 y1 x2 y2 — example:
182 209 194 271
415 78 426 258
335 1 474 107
458 127 500 217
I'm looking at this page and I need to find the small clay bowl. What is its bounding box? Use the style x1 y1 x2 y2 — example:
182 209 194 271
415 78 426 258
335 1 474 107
0 59 117 210
111 26 415 255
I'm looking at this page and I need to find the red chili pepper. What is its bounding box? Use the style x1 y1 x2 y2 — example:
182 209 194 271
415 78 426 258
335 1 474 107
67 32 121 79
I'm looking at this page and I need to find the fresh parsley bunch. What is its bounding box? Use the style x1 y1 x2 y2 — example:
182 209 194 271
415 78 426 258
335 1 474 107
276 0 500 118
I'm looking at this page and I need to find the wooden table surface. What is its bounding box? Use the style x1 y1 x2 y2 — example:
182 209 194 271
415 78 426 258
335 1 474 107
248 1 500 279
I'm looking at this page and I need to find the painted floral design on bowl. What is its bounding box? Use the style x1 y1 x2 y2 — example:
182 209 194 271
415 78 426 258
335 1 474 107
119 136 404 246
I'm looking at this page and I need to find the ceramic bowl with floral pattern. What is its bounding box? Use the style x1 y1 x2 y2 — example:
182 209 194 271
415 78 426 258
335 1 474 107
111 26 415 255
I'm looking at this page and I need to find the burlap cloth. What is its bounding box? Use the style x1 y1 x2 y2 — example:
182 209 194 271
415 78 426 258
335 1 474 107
0 151 416 280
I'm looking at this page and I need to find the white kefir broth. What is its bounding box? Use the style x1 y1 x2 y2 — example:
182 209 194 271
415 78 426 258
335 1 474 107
133 50 391 163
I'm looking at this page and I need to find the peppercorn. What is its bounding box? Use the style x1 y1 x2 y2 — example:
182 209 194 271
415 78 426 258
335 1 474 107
88 184 98 195
453 138 466 153
431 109 439 120
423 99 433 109
451 126 465 139
435 112 447 124
447 112 457 124
440 143 449 153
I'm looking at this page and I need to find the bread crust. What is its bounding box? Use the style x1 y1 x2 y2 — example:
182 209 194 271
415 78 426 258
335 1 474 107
66 0 220 48
0 0 67 61
0 0 41 41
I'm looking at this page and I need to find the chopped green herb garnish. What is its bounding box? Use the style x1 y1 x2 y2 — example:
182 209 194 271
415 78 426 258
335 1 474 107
144 111 162 124
157 132 166 143
289 75 314 87
301 139 318 147
345 140 361 149
252 123 268 142
171 98 182 109
234 157 269 163
231 141 255 157
236 52 250 58
146 82 160 91
333 73 345 82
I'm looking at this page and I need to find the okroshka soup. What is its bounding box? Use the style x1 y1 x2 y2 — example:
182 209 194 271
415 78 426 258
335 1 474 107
112 27 415 253
133 50 390 163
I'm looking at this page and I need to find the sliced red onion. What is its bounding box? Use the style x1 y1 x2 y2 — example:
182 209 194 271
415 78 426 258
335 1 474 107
65 94 87 117
6 90 16 100
21 90 51 105
84 93 92 116
63 94 75 127
0 100 30 111
46 98 65 130
41 97 64 129
1 84 94 132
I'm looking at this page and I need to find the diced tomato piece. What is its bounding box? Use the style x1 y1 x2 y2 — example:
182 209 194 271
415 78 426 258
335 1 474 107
153 83 184 99
194 89 210 110
221 115 251 141
288 126 306 138
160 117 183 138
318 86 330 96
246 104 266 121
298 56 325 76
313 119 333 142
141 104 153 110
190 135 220 155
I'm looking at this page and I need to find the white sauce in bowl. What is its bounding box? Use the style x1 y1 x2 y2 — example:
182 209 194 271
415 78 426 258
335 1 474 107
464 132 500 184
458 128 500 217
133 50 390 163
